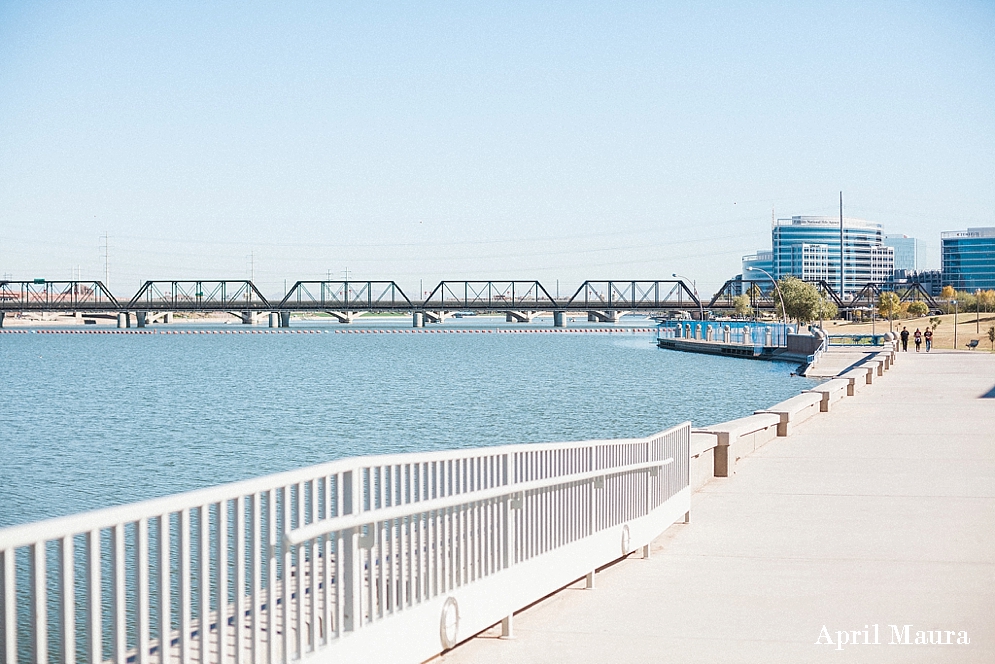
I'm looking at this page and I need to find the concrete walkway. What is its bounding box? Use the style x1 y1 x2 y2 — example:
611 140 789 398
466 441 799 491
437 349 995 663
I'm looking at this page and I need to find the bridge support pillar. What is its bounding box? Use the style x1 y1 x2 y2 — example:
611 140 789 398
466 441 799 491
553 311 566 328
412 312 424 327
0 311 4 328
163 312 173 324
328 311 361 324
280 312 291 328
117 313 129 329
269 313 279 328
587 311 619 324
424 311 447 324
505 311 534 323
136 312 148 328
241 311 258 325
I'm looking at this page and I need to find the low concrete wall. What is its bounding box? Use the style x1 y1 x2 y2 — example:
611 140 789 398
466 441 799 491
685 334 896 489
803 378 849 412
690 432 718 490
786 332 823 356
694 413 781 477
755 392 823 436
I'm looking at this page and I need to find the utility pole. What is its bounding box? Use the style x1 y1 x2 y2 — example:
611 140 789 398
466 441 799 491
839 192 844 303
101 233 109 287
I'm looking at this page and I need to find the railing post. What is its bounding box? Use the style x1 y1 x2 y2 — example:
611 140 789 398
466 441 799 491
60 537 76 664
87 529 102 664
31 542 47 664
2 548 15 664
341 471 360 633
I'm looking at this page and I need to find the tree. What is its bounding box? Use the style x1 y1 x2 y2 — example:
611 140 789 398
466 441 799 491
929 316 942 330
989 326 995 351
907 301 928 318
774 277 822 324
941 285 956 300
733 294 752 318
817 297 838 322
877 292 900 319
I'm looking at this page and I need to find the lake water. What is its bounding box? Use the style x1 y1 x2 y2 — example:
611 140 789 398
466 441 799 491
0 319 818 528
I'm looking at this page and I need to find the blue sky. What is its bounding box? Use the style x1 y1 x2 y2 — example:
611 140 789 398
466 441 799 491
1 1 992 297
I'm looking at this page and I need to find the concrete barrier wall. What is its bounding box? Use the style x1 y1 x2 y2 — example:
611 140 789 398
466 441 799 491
688 343 895 488
690 432 718 490
754 392 823 436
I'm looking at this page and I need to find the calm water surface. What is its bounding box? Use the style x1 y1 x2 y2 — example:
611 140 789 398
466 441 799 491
0 322 817 528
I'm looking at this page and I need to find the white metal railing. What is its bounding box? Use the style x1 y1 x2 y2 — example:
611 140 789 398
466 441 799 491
0 422 690 664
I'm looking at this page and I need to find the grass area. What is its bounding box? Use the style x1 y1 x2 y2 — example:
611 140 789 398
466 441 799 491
825 313 995 352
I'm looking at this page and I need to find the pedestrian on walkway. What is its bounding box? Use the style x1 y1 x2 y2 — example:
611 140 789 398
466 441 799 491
924 327 933 352
914 328 922 352
900 327 909 351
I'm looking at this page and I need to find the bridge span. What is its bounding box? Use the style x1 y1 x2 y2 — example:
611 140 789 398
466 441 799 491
0 277 938 329
0 279 703 328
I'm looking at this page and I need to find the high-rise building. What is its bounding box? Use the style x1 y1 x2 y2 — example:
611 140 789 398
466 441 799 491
941 227 995 290
741 250 774 280
884 234 917 271
870 246 896 283
790 243 830 281
772 216 891 296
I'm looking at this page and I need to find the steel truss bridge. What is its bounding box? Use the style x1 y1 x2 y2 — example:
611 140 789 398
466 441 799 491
708 278 939 313
0 278 939 327
0 280 700 326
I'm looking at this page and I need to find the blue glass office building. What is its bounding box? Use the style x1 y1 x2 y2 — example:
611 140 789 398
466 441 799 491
941 228 995 290
772 217 887 296
884 234 917 271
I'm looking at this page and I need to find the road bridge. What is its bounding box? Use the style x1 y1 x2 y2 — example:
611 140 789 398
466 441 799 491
0 277 939 329
0 279 703 328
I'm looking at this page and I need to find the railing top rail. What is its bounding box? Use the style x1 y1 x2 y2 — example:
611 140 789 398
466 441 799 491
0 422 689 550
286 457 676 546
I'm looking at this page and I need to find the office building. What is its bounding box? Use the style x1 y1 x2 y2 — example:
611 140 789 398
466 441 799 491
741 250 774 281
884 234 917 271
870 246 895 283
890 269 943 297
772 216 891 296
941 227 995 290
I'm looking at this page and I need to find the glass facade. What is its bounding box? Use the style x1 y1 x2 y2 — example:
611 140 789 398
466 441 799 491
772 216 889 296
941 228 995 290
742 249 774 281
884 234 917 271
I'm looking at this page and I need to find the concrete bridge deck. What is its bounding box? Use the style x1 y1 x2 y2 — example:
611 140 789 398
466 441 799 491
438 349 995 663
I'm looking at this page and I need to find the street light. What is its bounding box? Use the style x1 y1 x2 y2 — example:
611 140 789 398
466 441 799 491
672 273 705 321
747 267 788 328
953 299 958 349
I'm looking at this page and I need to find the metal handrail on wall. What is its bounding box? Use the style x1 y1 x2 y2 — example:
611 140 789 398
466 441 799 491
0 423 691 664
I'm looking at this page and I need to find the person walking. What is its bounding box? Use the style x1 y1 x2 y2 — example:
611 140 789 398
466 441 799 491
924 326 933 352
914 328 922 352
900 326 910 352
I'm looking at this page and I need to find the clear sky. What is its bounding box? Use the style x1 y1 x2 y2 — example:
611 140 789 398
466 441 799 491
1 1 992 298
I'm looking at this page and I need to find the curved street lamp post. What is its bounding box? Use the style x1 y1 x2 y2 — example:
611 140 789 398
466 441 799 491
748 267 789 328
672 273 705 321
